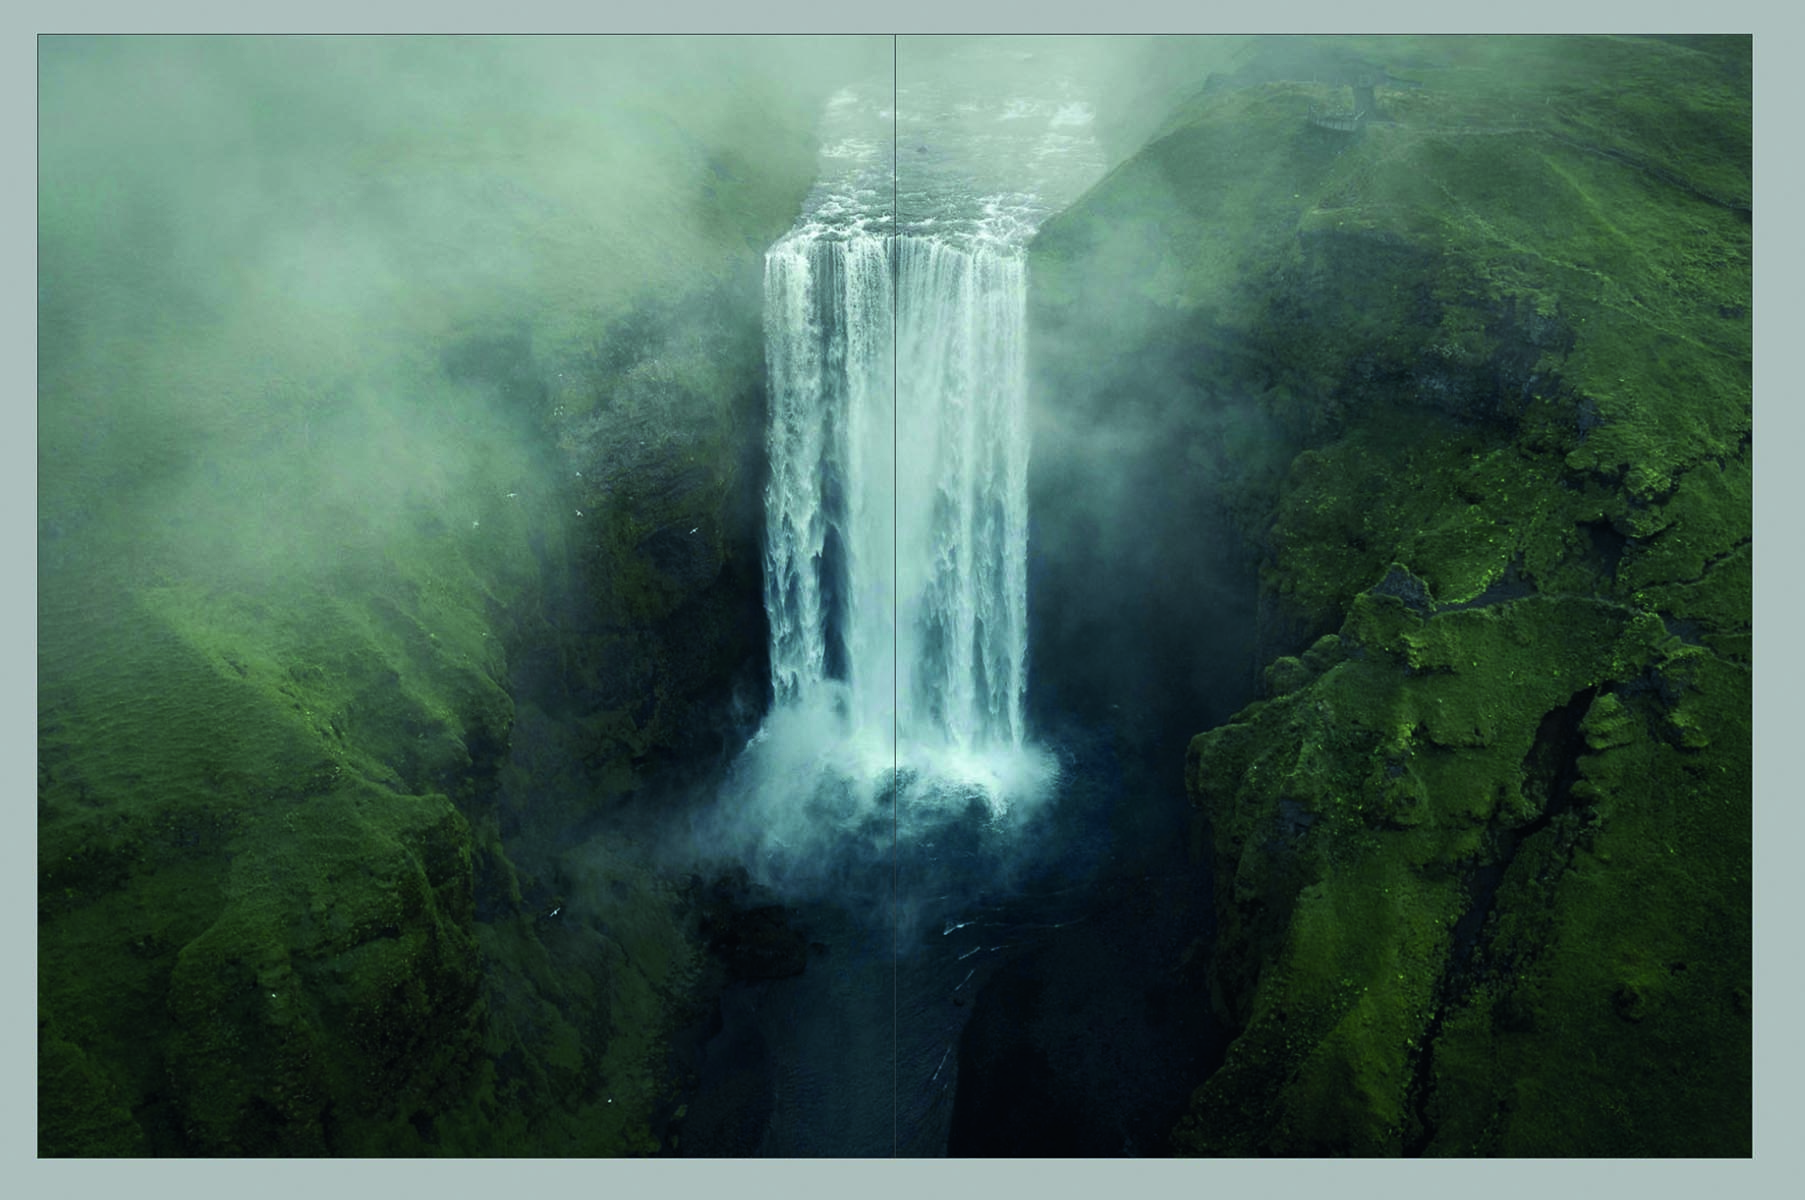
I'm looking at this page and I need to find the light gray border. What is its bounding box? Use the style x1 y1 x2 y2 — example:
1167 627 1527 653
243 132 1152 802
13 1 1798 1196
4 0 1798 32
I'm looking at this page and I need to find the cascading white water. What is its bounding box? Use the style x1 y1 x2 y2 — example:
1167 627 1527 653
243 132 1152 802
763 231 1034 790
762 233 895 720
896 239 1032 754
706 59 1106 887
685 50 1132 1158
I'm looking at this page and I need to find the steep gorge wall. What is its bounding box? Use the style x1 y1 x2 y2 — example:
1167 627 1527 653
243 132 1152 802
37 37 862 1155
1030 34 1750 1155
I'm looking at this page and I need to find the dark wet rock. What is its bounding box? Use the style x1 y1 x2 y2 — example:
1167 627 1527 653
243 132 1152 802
1037 34 1748 1157
1371 563 1435 616
948 873 1225 1157
703 903 809 982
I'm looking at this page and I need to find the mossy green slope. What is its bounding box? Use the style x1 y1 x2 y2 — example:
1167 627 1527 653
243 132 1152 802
39 37 849 1155
1036 35 1748 1155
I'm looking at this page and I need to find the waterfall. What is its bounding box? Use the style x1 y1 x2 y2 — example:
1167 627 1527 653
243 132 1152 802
762 233 894 726
758 228 1041 815
703 66 1105 885
895 238 1031 755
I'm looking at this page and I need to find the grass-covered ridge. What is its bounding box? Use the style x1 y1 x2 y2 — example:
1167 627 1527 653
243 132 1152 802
37 36 876 1155
1033 34 1749 1155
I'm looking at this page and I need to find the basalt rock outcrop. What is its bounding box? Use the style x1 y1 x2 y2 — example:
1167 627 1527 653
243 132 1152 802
1032 34 1750 1156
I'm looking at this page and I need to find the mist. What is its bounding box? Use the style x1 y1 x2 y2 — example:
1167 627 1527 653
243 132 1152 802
42 33 1740 1160
37 35 900 1157
660 35 1251 926
39 36 887 598
38 33 1240 918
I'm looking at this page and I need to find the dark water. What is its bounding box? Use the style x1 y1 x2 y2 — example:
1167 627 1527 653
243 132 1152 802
674 46 1232 1157
678 722 1226 1157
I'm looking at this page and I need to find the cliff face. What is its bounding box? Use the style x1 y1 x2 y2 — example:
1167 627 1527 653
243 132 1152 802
39 35 1755 1158
36 37 852 1156
1031 35 1750 1155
